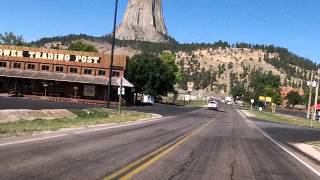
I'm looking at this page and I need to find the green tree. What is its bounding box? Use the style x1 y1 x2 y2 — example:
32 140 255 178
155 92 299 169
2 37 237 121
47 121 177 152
0 32 26 46
160 52 181 83
250 70 282 104
125 54 176 97
231 84 246 98
68 41 97 52
286 91 303 107
228 62 234 69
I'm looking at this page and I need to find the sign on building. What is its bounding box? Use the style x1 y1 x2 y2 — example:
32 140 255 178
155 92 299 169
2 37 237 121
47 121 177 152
0 48 101 64
118 87 125 95
83 85 95 97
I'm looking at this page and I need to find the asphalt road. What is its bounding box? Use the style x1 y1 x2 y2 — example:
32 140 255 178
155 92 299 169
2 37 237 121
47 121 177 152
0 96 199 116
0 105 318 180
276 108 307 119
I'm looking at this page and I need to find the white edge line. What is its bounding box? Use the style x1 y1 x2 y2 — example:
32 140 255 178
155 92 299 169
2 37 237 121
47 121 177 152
0 116 167 147
0 108 203 147
0 134 68 146
237 109 320 177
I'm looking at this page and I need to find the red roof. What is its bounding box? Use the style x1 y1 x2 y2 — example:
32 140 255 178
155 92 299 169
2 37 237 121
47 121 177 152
311 104 320 110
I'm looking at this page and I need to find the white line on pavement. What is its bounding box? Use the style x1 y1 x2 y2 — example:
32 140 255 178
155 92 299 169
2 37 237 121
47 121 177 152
0 117 167 147
0 108 204 147
237 109 320 177
0 134 68 146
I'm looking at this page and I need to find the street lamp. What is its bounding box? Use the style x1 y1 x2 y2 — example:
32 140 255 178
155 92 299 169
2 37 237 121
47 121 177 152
107 0 119 109
43 83 48 97
306 71 314 119
312 69 320 125
73 86 78 99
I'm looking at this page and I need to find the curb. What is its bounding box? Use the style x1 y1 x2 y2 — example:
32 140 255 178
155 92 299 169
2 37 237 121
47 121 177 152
0 113 164 147
238 109 320 177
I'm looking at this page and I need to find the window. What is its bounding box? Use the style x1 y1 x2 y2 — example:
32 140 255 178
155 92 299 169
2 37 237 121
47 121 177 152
55 66 64 72
13 63 21 69
70 67 78 74
112 70 120 77
27 64 36 70
84 69 92 75
41 65 50 71
0 61 6 68
98 70 106 76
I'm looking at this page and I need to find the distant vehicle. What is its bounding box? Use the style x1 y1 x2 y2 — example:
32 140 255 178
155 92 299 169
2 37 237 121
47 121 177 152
208 100 218 110
225 96 234 105
142 95 154 104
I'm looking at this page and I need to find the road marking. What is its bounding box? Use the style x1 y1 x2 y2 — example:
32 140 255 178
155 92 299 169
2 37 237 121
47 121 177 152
0 109 204 147
0 117 167 147
104 122 208 180
0 134 68 146
237 109 320 177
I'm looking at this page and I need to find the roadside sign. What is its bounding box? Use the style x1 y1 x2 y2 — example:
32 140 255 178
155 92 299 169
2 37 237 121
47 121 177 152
118 87 125 95
259 96 266 101
250 99 254 110
266 97 272 103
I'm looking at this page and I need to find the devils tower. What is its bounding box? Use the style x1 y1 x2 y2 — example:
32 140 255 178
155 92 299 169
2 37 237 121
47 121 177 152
115 0 169 42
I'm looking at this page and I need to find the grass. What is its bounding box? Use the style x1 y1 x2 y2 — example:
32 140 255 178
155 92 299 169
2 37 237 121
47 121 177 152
249 110 320 129
185 101 207 107
0 108 152 138
160 98 207 107
308 141 320 151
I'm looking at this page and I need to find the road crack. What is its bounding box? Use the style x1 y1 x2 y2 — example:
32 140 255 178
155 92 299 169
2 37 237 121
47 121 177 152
168 151 195 180
230 159 237 180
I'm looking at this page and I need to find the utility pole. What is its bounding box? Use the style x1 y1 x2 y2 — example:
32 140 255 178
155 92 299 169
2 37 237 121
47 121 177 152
307 71 314 119
107 0 119 109
312 69 320 125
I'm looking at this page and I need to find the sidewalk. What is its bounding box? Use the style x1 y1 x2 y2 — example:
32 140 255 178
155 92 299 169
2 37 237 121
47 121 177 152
241 110 320 164
291 143 320 162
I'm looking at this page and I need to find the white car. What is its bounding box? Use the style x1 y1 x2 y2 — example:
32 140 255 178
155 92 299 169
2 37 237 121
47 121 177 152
208 101 218 110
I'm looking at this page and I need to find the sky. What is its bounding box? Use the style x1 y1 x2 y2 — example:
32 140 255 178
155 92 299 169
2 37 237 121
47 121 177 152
1 0 319 62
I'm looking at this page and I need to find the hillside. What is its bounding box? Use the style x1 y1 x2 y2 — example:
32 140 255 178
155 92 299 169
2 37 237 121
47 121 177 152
30 34 317 95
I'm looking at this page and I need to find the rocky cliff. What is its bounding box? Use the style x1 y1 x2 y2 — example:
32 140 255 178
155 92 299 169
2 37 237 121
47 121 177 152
115 0 169 42
176 47 309 95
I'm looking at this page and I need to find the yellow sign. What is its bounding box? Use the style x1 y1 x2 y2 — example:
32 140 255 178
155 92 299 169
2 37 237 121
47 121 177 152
266 97 272 103
259 96 266 101
259 96 272 102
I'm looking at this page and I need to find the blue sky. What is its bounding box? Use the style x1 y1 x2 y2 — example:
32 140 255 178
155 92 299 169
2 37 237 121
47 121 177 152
1 0 319 62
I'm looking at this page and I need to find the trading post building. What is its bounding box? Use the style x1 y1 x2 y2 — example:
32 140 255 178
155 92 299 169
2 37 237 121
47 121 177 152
0 45 134 102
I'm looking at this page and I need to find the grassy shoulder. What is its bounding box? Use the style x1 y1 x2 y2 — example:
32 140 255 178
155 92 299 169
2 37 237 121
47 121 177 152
0 108 152 138
308 141 320 151
185 101 207 107
249 110 320 129
160 99 207 107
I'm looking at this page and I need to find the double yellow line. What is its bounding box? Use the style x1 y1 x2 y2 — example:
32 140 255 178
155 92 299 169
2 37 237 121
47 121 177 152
104 123 208 180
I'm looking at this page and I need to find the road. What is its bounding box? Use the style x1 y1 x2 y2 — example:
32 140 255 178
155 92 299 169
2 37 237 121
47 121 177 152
0 105 318 180
276 108 307 119
0 96 198 116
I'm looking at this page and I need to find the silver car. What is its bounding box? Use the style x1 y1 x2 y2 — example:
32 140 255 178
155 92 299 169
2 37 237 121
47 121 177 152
208 100 218 110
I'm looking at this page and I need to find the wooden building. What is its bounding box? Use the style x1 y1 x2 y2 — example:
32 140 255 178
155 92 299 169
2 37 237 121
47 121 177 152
0 45 134 101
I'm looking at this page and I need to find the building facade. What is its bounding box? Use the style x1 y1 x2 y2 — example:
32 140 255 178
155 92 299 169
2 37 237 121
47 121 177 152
0 45 133 101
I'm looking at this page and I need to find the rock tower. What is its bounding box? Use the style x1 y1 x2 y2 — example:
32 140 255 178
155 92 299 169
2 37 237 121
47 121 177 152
115 0 169 42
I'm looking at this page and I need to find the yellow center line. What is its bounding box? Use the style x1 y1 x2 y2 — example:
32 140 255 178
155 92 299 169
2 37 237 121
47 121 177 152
104 122 210 180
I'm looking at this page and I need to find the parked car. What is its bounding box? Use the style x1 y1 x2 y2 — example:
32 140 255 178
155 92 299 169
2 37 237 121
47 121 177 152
208 100 218 110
